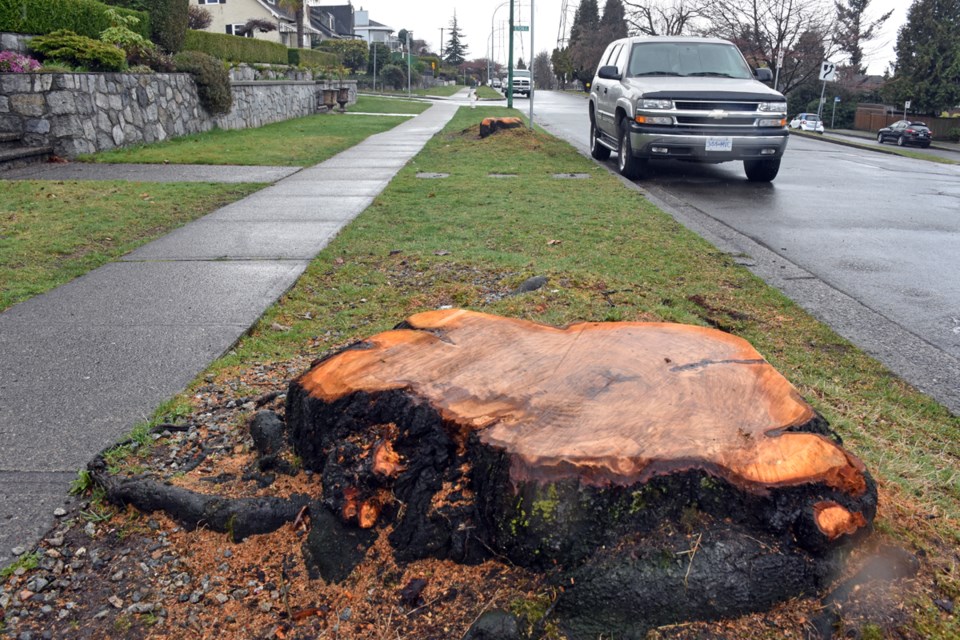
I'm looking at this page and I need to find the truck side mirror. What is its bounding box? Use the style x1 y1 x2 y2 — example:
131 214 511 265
597 65 620 80
754 67 773 82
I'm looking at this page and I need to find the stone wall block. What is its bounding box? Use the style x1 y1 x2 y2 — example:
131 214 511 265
1 75 32 94
11 93 45 117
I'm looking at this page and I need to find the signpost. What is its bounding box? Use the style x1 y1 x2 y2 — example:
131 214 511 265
904 100 911 119
817 61 836 119
831 95 840 129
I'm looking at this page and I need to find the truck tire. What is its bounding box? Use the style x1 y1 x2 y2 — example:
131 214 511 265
590 116 611 160
743 158 781 182
617 119 646 179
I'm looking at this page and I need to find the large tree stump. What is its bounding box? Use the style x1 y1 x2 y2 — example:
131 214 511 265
286 309 876 635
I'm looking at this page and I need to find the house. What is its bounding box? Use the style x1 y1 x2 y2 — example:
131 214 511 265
353 7 400 51
196 0 341 48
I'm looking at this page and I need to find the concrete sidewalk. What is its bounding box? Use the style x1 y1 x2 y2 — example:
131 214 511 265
0 99 461 566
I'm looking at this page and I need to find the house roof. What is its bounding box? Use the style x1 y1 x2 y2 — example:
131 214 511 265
255 0 322 34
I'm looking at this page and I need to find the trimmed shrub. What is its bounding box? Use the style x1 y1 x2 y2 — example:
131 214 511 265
381 64 406 90
0 0 149 40
182 29 288 65
288 47 337 68
173 50 232 116
314 39 367 72
29 29 127 71
101 0 188 53
947 128 960 143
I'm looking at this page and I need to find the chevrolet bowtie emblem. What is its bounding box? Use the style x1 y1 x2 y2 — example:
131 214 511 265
709 109 727 119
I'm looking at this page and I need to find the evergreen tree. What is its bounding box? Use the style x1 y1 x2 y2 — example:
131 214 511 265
600 0 629 41
893 0 960 113
517 57 527 69
834 0 893 73
568 0 602 86
443 12 469 66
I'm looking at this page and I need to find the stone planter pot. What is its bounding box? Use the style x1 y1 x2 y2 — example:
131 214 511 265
337 87 350 112
321 89 337 110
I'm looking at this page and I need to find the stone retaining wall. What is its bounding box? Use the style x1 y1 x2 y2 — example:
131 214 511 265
0 66 358 158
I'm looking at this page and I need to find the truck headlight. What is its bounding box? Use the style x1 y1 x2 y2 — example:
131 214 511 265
758 102 787 113
758 118 786 127
641 99 674 109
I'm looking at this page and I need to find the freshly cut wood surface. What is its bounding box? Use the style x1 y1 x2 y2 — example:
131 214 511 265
297 309 867 496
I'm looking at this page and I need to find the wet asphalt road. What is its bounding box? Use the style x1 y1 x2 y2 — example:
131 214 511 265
528 90 960 414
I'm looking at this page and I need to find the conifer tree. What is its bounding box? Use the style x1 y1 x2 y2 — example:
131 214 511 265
443 12 469 66
892 0 960 113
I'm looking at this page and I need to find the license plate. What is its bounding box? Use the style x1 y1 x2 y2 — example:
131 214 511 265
706 137 733 152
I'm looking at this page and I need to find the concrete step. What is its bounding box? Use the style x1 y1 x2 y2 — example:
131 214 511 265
0 143 54 172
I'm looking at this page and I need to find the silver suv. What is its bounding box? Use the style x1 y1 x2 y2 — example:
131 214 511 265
588 36 788 182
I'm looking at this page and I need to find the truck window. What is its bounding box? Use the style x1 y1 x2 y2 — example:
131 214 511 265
627 42 754 79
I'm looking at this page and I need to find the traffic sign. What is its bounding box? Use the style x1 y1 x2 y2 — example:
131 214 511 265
834 96 840 102
514 25 529 31
818 61 836 82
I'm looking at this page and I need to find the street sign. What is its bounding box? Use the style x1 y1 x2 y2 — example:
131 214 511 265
818 61 836 82
905 100 911 109
834 96 841 102
514 25 529 31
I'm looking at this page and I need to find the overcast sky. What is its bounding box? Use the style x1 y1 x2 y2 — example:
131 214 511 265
315 0 908 75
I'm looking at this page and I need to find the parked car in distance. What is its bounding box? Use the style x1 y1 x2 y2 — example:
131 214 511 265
789 113 824 133
492 78 502 89
876 120 932 148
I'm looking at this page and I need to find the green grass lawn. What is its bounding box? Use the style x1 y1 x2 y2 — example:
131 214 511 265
77 104 960 637
84 96 421 166
475 85 504 99
0 181 263 312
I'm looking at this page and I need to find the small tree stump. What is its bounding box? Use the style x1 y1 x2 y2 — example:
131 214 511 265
286 309 876 634
479 117 523 138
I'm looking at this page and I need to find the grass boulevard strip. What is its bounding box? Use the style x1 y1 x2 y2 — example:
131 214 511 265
1 98 958 638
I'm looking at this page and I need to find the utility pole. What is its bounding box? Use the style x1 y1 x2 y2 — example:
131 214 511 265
528 0 534 128
372 43 377 93
507 0 515 108
407 31 412 96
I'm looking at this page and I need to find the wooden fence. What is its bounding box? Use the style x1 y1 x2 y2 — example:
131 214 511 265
855 109 960 138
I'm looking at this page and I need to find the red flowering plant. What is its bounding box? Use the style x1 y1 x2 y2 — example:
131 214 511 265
0 51 41 73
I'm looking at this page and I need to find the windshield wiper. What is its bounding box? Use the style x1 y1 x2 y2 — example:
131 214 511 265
633 71 683 77
687 72 736 77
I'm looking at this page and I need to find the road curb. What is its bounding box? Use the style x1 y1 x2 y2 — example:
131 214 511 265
790 130 958 160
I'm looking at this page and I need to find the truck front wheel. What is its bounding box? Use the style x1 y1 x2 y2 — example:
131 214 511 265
617 120 646 179
743 157 781 182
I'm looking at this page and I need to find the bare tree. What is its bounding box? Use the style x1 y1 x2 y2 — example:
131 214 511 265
624 0 707 36
701 0 837 94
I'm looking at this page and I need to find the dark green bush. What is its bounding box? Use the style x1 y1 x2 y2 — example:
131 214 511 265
29 29 127 71
101 0 188 53
0 0 148 39
182 29 288 64
381 64 406 90
947 127 960 143
314 39 367 72
173 50 232 116
288 47 337 68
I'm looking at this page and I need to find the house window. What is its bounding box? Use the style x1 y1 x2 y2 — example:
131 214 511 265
225 24 252 37
199 0 223 5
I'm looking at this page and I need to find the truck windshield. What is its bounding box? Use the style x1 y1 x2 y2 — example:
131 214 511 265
627 42 754 79
513 70 530 78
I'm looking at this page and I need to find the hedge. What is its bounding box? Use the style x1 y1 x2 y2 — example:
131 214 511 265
102 0 188 53
182 29 288 64
0 0 149 40
288 47 337 68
